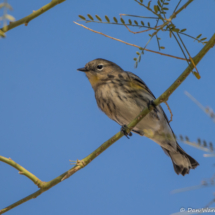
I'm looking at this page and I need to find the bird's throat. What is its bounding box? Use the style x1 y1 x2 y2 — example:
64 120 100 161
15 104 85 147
86 73 100 88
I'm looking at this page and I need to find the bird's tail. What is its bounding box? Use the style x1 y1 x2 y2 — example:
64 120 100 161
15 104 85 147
162 143 199 176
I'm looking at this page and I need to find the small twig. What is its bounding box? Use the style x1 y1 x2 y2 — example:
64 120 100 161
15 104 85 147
143 30 159 50
179 32 207 44
164 101 173 122
74 22 187 61
172 0 194 18
123 26 158 34
171 31 189 62
156 35 161 50
120 14 159 19
177 32 199 75
173 0 182 14
0 156 44 188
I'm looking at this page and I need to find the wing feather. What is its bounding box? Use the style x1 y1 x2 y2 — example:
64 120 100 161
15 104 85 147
126 71 172 128
126 72 156 98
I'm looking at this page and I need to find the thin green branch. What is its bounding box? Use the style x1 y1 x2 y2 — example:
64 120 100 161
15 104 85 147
135 28 162 66
1 33 214 215
0 156 44 188
144 29 159 49
120 14 158 19
179 32 207 44
173 0 182 14
177 32 193 59
171 0 194 18
0 0 66 33
176 32 200 74
156 34 161 50
171 31 189 62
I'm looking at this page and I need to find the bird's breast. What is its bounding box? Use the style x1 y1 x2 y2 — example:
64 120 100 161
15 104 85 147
94 83 144 122
94 82 165 133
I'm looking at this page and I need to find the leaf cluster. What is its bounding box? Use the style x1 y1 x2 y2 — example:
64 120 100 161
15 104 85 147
78 0 208 72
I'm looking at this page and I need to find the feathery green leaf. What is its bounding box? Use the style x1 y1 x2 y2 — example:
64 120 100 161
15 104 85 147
113 17 118 23
120 18 125 24
105 15 110 22
87 14 94 20
196 34 202 39
95 15 102 21
78 15 86 20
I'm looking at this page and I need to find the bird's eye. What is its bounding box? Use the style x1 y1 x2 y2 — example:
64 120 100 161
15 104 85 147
97 65 103 70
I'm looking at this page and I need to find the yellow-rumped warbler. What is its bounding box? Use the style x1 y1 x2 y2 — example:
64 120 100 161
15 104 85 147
78 58 199 176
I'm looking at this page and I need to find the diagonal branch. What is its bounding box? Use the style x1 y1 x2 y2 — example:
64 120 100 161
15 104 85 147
1 33 214 215
172 0 194 18
0 0 66 33
0 156 44 188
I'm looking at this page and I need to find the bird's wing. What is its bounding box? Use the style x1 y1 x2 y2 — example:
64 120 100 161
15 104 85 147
126 71 172 128
126 71 156 99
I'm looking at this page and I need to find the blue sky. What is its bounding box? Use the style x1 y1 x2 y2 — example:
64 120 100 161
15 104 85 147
1 1 215 214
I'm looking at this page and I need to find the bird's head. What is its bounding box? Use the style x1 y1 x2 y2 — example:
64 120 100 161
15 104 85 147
77 58 123 88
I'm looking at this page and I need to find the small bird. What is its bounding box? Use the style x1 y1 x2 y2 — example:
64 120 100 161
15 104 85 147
77 58 199 176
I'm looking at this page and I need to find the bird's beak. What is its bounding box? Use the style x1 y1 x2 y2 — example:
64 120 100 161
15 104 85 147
77 67 89 72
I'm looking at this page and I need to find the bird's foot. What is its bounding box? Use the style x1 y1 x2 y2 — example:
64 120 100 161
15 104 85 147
121 125 132 139
147 100 160 120
147 100 158 113
147 100 157 110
